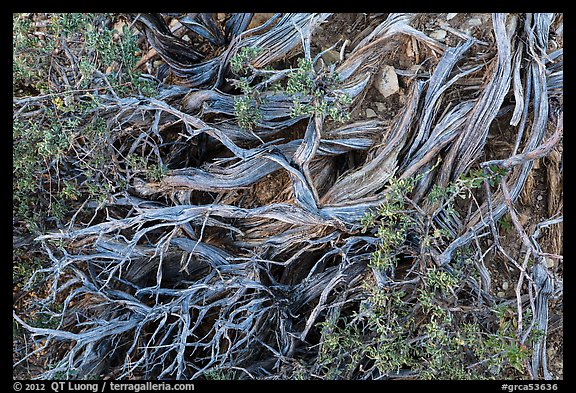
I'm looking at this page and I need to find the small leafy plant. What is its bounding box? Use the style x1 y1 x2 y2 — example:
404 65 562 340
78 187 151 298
313 167 534 380
229 46 352 130
285 57 352 122
13 13 157 231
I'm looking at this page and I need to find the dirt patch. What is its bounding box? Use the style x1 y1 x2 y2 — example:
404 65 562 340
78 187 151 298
253 170 292 206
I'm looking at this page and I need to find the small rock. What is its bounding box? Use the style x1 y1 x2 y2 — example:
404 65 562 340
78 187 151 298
546 258 555 268
468 18 482 27
320 49 341 66
375 102 387 112
497 291 505 298
502 281 509 291
366 108 377 118
537 194 543 201
169 18 181 29
430 29 447 41
375 65 399 99
447 13 458 20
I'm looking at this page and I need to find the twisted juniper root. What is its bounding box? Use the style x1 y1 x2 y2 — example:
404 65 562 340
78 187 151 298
14 13 562 380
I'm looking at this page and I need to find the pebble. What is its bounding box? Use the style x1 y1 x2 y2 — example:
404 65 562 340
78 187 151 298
446 13 458 20
468 18 482 27
320 49 341 66
502 281 509 291
366 108 377 118
375 65 399 99
430 29 447 41
497 291 505 298
546 258 555 268
169 18 181 29
537 194 543 201
375 102 387 112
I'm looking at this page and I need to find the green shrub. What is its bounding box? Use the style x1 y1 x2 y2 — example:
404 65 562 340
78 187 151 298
230 46 352 130
13 13 156 232
313 167 534 380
